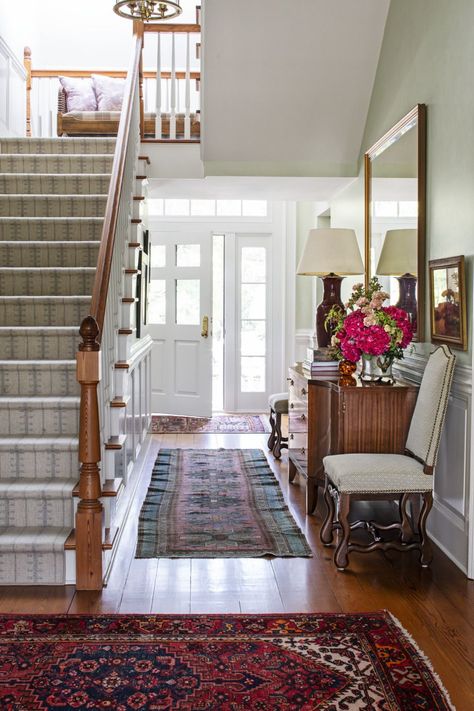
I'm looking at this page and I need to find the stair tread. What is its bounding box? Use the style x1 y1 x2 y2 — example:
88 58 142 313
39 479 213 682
0 295 90 300
0 266 96 272
0 395 80 404
0 359 76 366
0 217 103 222
0 436 78 449
0 480 76 494
0 326 80 333
0 173 112 178
0 241 100 246
0 527 72 551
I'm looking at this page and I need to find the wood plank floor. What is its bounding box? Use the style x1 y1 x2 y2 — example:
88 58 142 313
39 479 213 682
0 433 473 708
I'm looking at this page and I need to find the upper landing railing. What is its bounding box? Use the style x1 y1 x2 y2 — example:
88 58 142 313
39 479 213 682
24 13 201 141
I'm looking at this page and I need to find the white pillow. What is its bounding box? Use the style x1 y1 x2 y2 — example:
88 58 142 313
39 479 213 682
92 74 125 111
59 76 98 112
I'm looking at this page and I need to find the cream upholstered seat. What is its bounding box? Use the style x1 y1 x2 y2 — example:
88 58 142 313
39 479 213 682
320 344 455 570
323 454 431 494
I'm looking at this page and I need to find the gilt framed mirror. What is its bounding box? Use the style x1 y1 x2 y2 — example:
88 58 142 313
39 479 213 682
364 104 427 341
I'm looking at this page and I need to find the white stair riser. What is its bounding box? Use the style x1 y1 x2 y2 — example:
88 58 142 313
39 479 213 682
0 551 65 585
0 218 103 241
121 301 137 330
0 242 99 268
0 403 79 436
118 331 136 360
0 298 90 326
0 446 78 480
0 330 79 359
0 196 107 218
0 155 114 174
0 269 95 296
0 495 74 528
0 365 78 397
123 273 138 299
0 175 111 195
0 138 116 154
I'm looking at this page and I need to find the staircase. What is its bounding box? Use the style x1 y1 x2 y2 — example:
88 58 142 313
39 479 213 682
0 137 115 585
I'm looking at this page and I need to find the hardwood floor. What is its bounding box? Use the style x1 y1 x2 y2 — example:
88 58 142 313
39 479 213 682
0 432 473 708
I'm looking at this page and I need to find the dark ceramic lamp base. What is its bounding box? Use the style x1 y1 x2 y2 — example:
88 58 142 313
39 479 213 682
316 273 345 348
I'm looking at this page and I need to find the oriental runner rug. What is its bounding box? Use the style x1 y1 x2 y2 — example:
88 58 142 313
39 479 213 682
136 448 311 558
0 613 454 710
150 413 270 434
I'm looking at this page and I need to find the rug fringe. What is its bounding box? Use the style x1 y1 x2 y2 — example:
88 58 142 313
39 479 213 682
386 610 456 710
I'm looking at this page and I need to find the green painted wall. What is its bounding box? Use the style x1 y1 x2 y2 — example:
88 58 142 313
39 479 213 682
295 202 317 331
360 0 474 362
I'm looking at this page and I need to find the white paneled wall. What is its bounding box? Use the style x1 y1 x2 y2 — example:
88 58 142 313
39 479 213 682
0 37 26 137
395 352 472 576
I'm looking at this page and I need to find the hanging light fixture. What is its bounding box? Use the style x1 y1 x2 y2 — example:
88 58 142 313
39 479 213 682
113 1 182 22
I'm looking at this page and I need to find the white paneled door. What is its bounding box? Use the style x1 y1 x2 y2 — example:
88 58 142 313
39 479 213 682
149 231 212 416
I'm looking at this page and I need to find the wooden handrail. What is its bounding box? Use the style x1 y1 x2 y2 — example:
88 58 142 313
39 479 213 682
143 22 200 33
32 69 200 80
90 30 143 333
76 30 143 591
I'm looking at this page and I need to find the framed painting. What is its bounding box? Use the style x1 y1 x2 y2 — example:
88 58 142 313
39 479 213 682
429 255 467 350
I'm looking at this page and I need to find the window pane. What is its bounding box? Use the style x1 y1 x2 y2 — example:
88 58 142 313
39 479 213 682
176 244 200 267
241 357 265 392
374 201 397 217
148 280 166 324
241 320 266 356
241 247 266 283
151 245 166 268
190 199 215 216
216 199 241 217
165 199 190 216
176 279 200 324
399 201 418 217
241 284 265 319
147 198 163 215
242 200 267 217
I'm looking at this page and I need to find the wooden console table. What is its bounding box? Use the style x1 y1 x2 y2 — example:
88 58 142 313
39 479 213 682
288 364 418 514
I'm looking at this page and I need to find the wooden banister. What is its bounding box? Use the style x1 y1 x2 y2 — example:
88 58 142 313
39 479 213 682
143 22 200 33
23 47 32 137
31 69 200 80
76 31 143 591
90 32 142 327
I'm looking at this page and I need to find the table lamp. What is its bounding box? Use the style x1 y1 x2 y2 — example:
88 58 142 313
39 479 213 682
376 228 417 328
297 228 364 349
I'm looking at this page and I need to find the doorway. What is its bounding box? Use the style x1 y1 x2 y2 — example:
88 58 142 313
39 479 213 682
148 200 287 416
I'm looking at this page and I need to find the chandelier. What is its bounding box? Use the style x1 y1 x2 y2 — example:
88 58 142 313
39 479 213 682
113 1 182 21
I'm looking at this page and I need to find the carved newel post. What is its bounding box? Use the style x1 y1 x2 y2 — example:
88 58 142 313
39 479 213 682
76 316 104 590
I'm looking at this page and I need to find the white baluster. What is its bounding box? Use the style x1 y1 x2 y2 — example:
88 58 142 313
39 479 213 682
184 33 191 139
170 33 176 140
155 33 162 139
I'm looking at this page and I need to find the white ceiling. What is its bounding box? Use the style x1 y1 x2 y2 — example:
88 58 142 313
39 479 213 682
202 0 390 174
147 175 355 201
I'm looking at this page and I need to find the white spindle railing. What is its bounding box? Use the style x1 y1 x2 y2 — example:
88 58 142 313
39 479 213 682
155 33 162 139
170 33 176 139
184 33 191 139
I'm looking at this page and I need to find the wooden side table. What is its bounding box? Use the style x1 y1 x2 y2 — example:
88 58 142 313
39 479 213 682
288 364 418 514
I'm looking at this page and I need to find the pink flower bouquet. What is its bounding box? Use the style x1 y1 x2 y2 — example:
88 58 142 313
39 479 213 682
327 278 414 371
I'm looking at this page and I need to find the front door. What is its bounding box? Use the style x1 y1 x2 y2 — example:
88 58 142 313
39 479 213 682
149 230 212 416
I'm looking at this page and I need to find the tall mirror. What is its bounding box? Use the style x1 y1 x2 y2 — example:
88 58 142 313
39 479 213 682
365 104 426 341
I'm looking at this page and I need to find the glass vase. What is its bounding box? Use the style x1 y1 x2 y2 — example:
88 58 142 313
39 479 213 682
360 353 395 383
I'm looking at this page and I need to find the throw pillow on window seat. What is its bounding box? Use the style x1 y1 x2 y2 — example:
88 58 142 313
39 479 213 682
92 74 125 111
59 76 98 112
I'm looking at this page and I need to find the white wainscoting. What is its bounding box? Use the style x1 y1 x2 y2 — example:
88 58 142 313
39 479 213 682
0 36 26 137
395 350 472 576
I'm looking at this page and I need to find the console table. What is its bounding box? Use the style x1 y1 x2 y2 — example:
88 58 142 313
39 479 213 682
288 364 418 514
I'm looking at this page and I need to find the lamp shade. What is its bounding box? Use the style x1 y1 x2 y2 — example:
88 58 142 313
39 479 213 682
296 228 364 276
376 229 417 276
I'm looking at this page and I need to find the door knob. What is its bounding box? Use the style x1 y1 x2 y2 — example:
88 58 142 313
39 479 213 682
201 315 209 338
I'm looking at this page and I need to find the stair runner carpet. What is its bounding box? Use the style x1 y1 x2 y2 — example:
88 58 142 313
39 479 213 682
0 137 115 585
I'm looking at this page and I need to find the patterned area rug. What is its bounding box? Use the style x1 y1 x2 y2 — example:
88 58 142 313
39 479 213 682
0 613 454 710
150 414 270 434
136 449 311 558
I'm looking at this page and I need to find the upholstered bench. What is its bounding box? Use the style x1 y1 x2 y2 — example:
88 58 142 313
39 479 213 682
267 392 289 459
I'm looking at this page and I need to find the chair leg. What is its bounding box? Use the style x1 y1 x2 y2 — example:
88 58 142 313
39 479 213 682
272 412 286 459
419 491 434 567
320 476 335 545
399 493 414 543
334 493 351 570
267 408 277 451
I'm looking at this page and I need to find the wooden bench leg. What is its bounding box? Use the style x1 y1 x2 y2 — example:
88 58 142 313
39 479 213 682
272 412 288 459
267 408 277 451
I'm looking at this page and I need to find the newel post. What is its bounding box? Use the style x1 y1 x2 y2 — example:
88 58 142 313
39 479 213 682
23 47 32 137
76 316 104 590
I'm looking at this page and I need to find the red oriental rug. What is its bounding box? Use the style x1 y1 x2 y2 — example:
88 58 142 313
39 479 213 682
0 612 454 710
